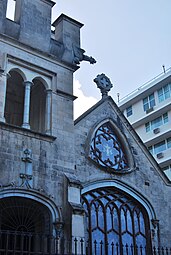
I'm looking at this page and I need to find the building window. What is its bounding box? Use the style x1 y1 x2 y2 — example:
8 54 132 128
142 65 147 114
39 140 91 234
126 106 132 117
148 138 171 155
148 146 153 155
143 93 155 111
145 113 169 132
162 165 171 180
145 122 150 132
154 141 166 154
158 83 171 103
167 137 171 149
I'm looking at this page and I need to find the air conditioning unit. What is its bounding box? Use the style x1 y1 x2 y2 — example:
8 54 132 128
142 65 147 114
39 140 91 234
156 152 164 159
146 107 154 114
153 128 160 134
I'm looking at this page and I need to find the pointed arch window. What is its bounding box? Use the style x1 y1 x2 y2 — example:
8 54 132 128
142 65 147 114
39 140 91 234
89 122 129 172
82 187 151 255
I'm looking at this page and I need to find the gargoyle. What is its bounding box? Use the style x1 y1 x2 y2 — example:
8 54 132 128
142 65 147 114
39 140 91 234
73 46 96 65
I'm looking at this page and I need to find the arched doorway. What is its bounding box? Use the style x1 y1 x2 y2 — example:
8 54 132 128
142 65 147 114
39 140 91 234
82 187 152 255
0 196 52 254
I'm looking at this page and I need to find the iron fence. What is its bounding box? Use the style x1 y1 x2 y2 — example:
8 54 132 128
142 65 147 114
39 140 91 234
0 230 170 255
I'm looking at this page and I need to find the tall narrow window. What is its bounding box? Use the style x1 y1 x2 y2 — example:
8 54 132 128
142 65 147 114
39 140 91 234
30 78 46 133
82 187 151 255
5 70 24 126
145 122 150 132
167 138 171 149
126 106 132 117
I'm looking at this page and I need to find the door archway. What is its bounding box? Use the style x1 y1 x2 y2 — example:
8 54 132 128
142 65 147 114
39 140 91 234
0 196 52 254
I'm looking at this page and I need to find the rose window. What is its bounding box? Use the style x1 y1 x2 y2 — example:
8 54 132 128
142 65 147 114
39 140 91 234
89 122 128 172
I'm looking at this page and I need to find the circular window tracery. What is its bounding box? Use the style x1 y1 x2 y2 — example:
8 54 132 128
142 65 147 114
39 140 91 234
89 122 129 172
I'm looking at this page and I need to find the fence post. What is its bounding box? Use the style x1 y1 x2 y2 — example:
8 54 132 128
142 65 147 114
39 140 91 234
94 240 97 255
74 237 78 255
111 242 114 255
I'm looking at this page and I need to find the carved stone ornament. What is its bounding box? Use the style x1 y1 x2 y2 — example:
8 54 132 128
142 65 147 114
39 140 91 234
73 46 96 65
94 73 113 98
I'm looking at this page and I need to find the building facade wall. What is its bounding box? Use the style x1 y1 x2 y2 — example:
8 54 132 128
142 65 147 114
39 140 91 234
119 71 171 179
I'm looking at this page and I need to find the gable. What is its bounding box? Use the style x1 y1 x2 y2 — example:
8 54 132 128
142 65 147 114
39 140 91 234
74 96 169 184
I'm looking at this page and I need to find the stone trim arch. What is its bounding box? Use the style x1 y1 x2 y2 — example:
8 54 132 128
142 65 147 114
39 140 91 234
86 118 135 173
81 179 156 221
0 188 62 224
32 76 49 90
8 67 27 81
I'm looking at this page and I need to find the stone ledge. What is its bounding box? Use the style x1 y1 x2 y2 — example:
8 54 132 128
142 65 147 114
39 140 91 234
0 122 56 142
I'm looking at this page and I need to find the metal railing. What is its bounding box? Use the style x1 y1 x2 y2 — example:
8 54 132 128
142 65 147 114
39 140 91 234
0 230 171 255
118 67 171 103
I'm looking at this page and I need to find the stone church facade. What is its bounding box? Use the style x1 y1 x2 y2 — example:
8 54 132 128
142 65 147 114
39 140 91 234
0 0 170 254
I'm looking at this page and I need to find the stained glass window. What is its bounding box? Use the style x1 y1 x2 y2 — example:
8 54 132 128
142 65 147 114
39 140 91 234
89 122 128 172
82 187 151 255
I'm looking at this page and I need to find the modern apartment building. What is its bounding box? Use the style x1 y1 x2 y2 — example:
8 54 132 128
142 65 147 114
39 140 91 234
118 69 171 180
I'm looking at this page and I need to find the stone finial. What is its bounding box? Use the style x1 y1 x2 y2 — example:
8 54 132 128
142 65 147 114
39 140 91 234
94 73 113 98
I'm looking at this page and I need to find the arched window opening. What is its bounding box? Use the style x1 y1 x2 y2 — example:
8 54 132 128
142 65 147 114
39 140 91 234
0 196 52 253
30 79 46 133
5 70 24 126
89 122 129 173
82 187 151 255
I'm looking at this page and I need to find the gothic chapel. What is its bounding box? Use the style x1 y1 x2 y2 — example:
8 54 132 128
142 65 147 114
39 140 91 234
0 1 170 254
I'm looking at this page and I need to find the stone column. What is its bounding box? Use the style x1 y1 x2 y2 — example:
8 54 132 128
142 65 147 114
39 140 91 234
22 81 33 129
45 89 52 134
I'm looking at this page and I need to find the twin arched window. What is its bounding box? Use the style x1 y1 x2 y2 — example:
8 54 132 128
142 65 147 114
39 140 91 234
5 69 47 133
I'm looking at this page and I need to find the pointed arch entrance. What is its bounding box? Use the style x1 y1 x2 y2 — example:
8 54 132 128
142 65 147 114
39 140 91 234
82 183 153 255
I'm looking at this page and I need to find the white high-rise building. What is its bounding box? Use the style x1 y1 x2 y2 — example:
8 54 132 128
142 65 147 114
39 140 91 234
119 69 171 180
